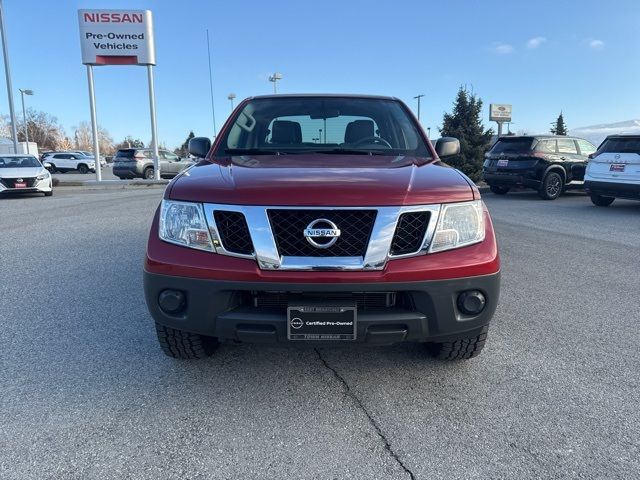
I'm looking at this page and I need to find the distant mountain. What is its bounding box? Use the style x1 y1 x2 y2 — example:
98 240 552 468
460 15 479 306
569 120 640 146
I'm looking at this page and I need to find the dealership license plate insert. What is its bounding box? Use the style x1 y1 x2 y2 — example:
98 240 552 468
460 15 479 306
287 304 357 340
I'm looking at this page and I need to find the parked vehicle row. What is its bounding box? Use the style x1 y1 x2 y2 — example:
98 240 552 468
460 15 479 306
482 134 640 206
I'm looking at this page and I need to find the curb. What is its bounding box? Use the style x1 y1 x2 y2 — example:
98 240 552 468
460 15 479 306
54 179 169 189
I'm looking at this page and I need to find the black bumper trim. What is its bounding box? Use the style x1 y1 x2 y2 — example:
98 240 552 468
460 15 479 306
585 180 640 200
144 271 500 344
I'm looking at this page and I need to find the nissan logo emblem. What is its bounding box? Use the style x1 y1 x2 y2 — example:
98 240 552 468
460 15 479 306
303 218 341 249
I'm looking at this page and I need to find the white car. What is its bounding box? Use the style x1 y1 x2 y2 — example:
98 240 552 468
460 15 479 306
72 150 107 168
42 152 96 174
585 135 640 206
0 154 53 196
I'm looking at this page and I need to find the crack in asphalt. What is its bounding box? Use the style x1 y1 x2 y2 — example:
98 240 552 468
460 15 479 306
314 348 416 480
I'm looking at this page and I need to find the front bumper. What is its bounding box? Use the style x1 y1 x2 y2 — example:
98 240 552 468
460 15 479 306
144 271 500 344
0 178 52 194
585 180 640 200
483 171 542 189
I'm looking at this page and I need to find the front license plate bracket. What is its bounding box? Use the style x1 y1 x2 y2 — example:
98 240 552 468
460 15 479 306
287 304 357 340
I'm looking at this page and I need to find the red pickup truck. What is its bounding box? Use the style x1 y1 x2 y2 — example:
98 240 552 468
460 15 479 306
144 94 500 360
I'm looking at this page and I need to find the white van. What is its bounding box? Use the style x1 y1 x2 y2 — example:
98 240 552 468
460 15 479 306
584 135 640 206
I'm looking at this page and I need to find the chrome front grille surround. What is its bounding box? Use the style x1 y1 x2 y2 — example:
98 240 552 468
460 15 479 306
202 204 442 271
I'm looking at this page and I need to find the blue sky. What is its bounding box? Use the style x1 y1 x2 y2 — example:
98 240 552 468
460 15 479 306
1 0 639 148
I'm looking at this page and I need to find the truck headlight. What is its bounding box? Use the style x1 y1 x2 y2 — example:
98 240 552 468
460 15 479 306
430 200 485 253
159 200 216 251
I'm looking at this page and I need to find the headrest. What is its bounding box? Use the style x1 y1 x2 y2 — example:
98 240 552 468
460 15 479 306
271 120 302 144
344 120 374 143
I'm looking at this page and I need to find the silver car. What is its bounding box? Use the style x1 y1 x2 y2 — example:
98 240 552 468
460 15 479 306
0 154 53 196
112 148 195 179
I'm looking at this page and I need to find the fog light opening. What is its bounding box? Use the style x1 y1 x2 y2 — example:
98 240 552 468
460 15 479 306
158 289 186 314
457 290 486 315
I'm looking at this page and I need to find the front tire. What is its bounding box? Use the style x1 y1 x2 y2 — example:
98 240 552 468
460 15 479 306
490 185 510 195
538 171 563 200
155 323 218 359
590 193 615 207
44 190 53 197
143 167 154 179
78 164 89 174
425 326 489 360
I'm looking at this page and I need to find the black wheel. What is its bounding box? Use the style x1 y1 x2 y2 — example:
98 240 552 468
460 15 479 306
155 323 218 359
489 185 510 195
425 326 489 360
538 171 563 200
590 193 615 207
78 164 89 174
44 189 53 197
47 164 57 173
144 167 154 179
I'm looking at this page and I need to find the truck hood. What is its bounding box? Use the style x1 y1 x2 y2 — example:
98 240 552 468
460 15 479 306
167 155 475 206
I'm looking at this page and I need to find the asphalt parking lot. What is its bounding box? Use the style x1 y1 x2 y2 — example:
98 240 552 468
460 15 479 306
1 188 639 479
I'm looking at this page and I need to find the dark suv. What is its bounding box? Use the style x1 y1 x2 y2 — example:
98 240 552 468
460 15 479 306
482 135 596 200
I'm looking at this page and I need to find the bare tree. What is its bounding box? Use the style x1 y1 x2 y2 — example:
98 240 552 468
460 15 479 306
73 121 114 155
15 108 65 150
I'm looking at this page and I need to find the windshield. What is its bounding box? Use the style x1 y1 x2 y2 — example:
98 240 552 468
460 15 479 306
0 156 42 168
489 137 534 154
599 137 640 154
214 97 430 158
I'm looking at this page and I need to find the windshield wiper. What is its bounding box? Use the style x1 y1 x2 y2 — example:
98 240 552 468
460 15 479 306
224 148 287 155
311 148 388 155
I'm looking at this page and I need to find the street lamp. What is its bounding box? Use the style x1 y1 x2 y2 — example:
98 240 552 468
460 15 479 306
19 88 33 154
227 92 236 110
269 72 282 94
413 94 425 122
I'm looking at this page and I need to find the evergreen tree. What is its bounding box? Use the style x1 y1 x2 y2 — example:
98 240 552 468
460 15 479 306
175 131 195 156
439 87 493 182
550 112 567 135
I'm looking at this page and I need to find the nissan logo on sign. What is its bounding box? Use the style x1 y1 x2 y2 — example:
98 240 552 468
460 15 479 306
489 103 512 122
77 9 156 65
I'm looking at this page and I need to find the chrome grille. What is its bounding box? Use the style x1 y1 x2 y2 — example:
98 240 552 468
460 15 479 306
214 211 254 255
268 209 377 257
390 212 430 255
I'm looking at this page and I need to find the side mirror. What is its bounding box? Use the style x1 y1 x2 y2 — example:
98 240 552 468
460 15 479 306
435 137 460 158
188 137 212 158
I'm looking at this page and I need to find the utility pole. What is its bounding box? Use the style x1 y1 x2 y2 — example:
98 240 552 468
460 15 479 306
269 72 282 93
227 92 236 111
206 29 217 137
413 94 425 122
0 0 18 152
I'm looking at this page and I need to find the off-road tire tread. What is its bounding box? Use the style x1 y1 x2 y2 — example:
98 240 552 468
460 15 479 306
426 326 489 360
155 323 217 359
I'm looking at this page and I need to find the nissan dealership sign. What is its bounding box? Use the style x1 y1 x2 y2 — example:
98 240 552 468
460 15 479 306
489 104 512 122
78 9 156 65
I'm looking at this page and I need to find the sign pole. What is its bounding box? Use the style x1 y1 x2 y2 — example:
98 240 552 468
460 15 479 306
86 65 101 182
147 64 160 180
497 121 503 137
0 0 19 153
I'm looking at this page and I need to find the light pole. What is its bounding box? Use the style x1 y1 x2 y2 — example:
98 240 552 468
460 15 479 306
0 0 18 152
413 94 425 122
269 72 282 94
19 88 33 154
227 92 236 110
